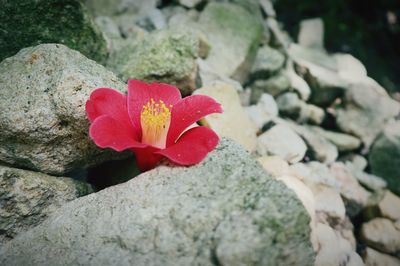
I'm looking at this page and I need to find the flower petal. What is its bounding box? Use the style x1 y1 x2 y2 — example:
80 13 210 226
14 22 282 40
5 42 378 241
157 126 219 166
127 80 182 137
166 95 222 146
86 88 127 122
132 146 163 172
89 115 146 152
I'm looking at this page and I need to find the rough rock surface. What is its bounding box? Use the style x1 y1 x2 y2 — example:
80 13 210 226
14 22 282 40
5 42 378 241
336 83 400 148
0 0 108 63
360 218 400 254
84 0 157 17
199 2 263 83
0 44 127 175
0 165 92 244
107 29 199 95
257 124 307 163
363 247 400 266
250 45 285 80
0 139 315 266
369 121 400 195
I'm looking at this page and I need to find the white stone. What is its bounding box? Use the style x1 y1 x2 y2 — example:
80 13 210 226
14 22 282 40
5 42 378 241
361 218 400 254
194 82 258 152
363 247 400 266
312 184 346 225
256 124 307 163
298 18 324 50
257 156 291 178
334 53 367 84
379 190 400 221
314 223 364 266
286 60 311 100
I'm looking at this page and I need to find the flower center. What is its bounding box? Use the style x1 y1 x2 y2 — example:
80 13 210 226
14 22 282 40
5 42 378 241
140 98 172 149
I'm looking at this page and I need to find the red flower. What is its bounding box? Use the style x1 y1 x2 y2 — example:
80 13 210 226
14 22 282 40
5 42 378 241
86 80 223 171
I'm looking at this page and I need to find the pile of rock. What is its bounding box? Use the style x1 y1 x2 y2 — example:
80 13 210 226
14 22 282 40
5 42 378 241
0 0 399 265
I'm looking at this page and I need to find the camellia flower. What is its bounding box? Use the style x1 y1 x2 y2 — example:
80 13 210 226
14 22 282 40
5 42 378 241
86 80 223 171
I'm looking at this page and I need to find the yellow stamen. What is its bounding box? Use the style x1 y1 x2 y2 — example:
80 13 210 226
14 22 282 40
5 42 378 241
140 98 172 148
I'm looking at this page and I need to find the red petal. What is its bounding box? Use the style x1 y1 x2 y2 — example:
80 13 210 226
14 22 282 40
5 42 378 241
132 146 163 172
157 126 219 166
127 80 182 138
89 115 146 152
166 95 222 146
86 88 140 139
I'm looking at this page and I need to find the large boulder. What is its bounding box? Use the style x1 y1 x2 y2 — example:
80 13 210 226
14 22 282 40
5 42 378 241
0 44 127 175
0 165 92 244
0 139 315 266
199 2 263 83
369 121 400 195
0 0 108 63
107 29 199 95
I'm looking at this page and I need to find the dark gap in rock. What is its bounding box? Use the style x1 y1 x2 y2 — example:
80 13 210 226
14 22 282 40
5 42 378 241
86 156 141 191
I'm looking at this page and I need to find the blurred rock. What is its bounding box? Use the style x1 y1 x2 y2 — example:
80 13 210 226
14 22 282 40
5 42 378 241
286 60 312 100
194 82 258 152
379 190 400 221
259 0 276 17
312 128 361 152
336 82 400 149
197 59 243 92
298 18 324 50
334 53 368 84
257 124 307 163
108 29 199 95
0 165 92 244
0 44 127 175
266 18 292 49
330 162 370 217
250 72 291 103
288 123 338 164
1 0 108 63
363 247 400 266
84 0 157 17
250 45 285 80
199 2 263 83
257 156 291 178
360 218 400 254
0 139 315 266
312 184 346 226
314 223 364 266
369 121 400 195
178 0 204 8
288 44 347 106
276 92 325 125
136 8 167 31
245 93 278 129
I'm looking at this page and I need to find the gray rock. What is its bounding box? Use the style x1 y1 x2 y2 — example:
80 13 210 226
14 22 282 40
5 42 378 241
257 124 307 163
336 83 400 148
94 16 122 39
250 72 291 103
363 247 400 266
298 18 324 50
0 0 108 63
266 18 292 49
360 218 400 254
286 60 311 100
0 139 315 266
178 0 204 8
199 2 263 83
197 59 243 92
259 0 276 17
84 0 157 17
0 165 92 244
136 9 167 32
311 128 361 152
288 44 347 106
276 92 325 125
245 93 278 130
250 45 285 80
0 44 127 175
107 29 199 95
287 123 338 164
369 121 400 195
